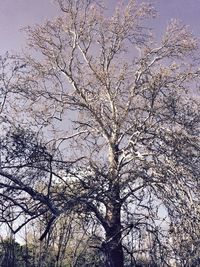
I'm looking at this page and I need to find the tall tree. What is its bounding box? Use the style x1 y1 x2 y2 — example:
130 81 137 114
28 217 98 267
0 1 200 266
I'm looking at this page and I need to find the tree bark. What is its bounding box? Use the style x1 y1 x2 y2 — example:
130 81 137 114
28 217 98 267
104 202 124 267
104 233 124 267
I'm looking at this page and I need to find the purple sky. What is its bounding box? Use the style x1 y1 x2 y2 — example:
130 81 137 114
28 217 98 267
0 0 200 54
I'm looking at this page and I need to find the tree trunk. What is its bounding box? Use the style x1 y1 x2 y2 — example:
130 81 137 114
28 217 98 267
104 232 124 267
104 202 124 267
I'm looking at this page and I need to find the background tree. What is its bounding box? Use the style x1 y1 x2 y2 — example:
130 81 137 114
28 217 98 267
0 0 200 266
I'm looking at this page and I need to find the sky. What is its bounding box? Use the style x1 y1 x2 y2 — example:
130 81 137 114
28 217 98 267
0 0 200 54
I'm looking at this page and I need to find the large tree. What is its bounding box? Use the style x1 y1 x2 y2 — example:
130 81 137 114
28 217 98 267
0 0 200 266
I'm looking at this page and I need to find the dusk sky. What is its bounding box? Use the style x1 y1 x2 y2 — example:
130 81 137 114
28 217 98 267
0 0 200 54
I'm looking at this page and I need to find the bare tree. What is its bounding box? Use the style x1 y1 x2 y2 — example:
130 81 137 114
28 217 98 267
0 1 200 266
